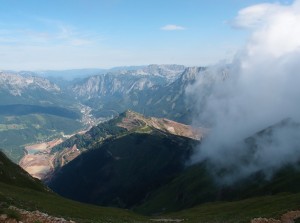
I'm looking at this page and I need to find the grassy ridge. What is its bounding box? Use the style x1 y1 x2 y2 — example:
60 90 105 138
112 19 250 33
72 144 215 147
48 131 195 208
135 163 217 214
0 151 47 191
2 182 300 223
136 162 300 215
0 180 300 223
1 150 300 222
0 182 149 223
165 193 300 223
51 115 126 154
0 150 148 222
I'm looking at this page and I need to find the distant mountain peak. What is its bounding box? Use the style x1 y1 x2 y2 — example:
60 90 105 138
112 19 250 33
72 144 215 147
0 71 60 96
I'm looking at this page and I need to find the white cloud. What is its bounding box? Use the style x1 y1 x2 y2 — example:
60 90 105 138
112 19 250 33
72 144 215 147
227 0 300 59
189 0 300 183
161 24 186 31
230 3 282 29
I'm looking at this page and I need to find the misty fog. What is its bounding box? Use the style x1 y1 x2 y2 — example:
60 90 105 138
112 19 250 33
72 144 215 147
187 0 300 183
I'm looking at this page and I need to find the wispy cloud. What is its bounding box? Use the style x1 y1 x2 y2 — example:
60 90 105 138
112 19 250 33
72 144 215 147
0 18 100 47
0 17 106 69
161 24 186 31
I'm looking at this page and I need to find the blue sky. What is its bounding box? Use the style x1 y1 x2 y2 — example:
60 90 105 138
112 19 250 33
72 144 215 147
0 0 294 70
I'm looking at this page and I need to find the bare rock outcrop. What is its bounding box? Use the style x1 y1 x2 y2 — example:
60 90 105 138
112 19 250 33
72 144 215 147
0 206 76 223
251 210 300 223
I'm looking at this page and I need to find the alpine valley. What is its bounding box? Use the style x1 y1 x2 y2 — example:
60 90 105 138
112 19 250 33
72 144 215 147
1 65 300 223
0 65 199 162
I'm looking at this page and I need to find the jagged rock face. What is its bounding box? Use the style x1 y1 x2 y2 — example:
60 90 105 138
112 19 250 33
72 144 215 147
73 74 158 99
0 72 60 96
128 64 186 82
72 65 186 98
110 64 186 81
0 71 77 106
72 65 205 123
180 67 204 83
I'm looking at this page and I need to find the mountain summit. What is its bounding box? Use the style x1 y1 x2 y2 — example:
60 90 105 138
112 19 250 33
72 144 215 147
116 110 203 139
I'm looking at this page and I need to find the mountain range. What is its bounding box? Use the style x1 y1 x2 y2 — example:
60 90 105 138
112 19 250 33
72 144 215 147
0 65 204 162
0 71 83 162
72 65 203 122
1 64 300 223
0 72 62 106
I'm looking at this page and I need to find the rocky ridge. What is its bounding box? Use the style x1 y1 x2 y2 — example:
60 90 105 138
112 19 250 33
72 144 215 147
123 64 186 82
19 110 203 180
117 110 204 140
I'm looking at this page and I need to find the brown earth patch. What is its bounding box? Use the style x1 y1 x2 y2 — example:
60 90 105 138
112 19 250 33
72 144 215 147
20 139 63 179
0 206 75 223
251 210 300 223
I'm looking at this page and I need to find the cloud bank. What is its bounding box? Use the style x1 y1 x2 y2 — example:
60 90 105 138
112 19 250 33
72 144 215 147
188 0 300 183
